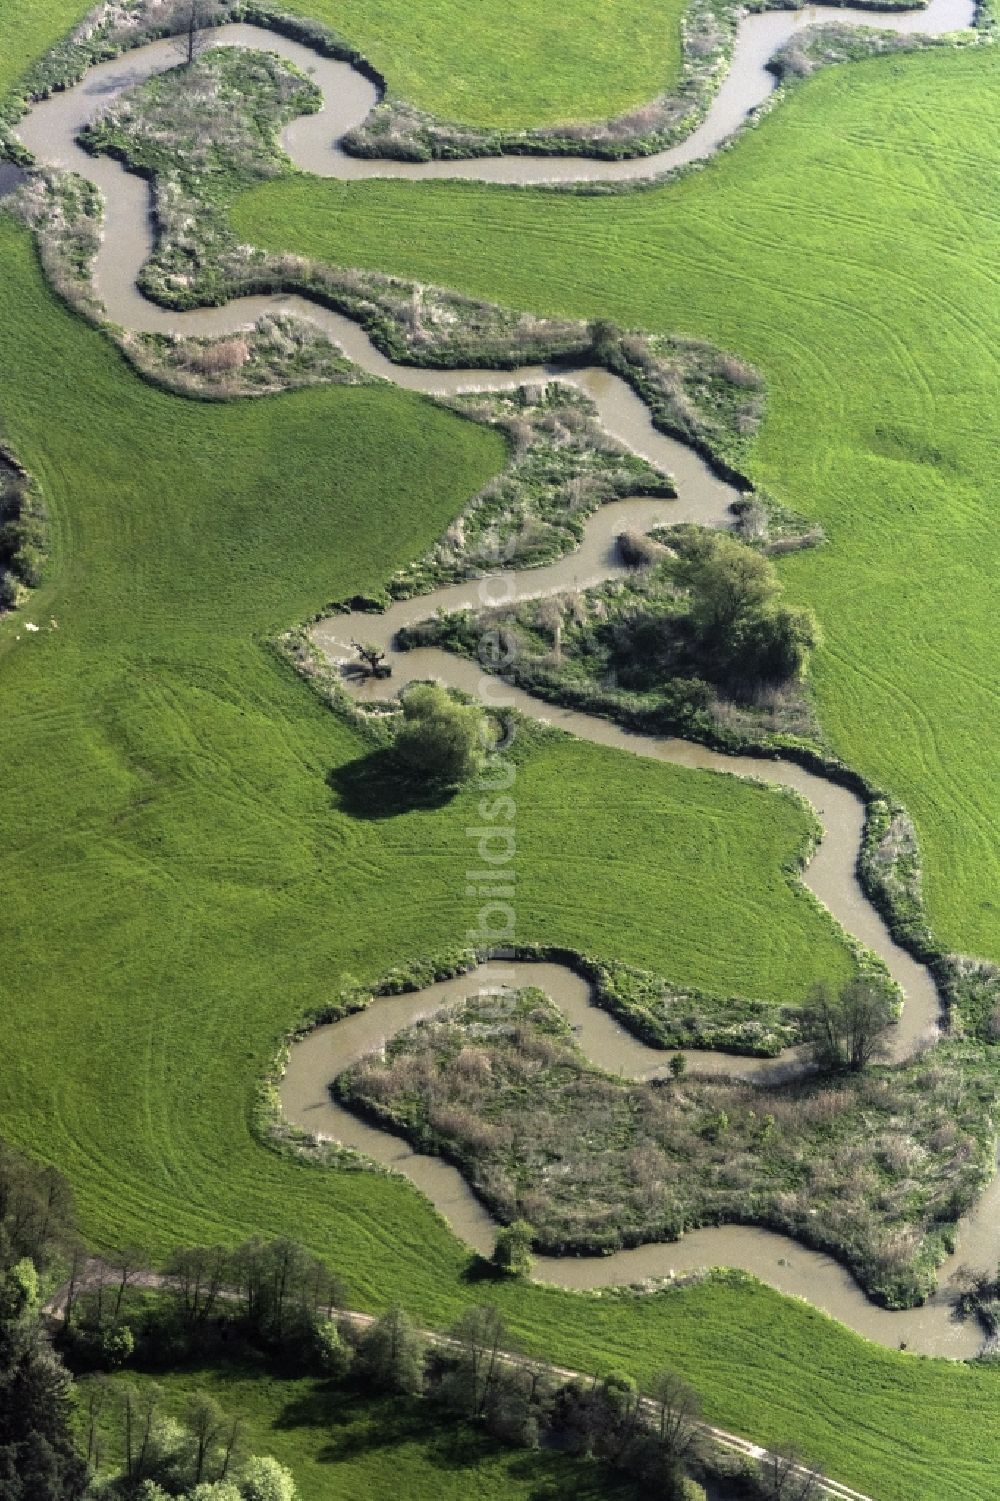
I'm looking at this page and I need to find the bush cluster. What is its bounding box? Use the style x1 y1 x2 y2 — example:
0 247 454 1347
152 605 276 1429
0 448 47 607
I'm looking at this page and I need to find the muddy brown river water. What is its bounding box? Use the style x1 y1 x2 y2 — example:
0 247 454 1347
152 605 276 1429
10 0 989 1358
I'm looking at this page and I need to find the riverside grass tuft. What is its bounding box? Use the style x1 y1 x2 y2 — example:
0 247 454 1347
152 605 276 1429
235 45 1000 965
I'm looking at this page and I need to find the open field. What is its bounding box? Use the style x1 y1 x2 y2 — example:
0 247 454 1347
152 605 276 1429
80 1365 644 1501
235 46 1000 964
4 7 1000 1500
0 210 853 1246
286 0 686 128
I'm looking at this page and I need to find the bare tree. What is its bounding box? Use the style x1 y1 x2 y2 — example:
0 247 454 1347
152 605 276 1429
169 0 224 67
447 1305 509 1418
648 1367 701 1463
109 1246 147 1323
62 1243 88 1330
187 1392 226 1483
165 1242 231 1329
805 978 896 1072
84 1374 109 1467
761 1446 821 1501
218 1414 245 1479
133 1383 164 1482
351 639 389 678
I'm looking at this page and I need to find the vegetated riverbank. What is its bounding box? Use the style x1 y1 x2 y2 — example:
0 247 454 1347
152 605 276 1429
396 524 824 747
13 17 981 1043
340 0 986 164
0 443 47 612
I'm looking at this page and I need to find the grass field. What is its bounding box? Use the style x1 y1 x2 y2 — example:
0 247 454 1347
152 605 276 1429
0 0 685 132
234 46 1000 965
289 0 686 127
81 1365 645 1501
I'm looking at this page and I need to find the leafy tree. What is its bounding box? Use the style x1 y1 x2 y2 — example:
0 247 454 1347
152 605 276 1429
491 1220 534 1278
307 1316 352 1377
668 529 820 687
0 1142 75 1272
240 1455 299 1501
552 1371 643 1464
442 1305 509 1418
674 529 778 648
805 977 896 1072
0 1262 88 1499
356 1305 425 1395
393 682 487 785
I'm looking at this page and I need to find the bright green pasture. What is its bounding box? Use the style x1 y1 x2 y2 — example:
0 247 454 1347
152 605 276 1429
235 47 1000 964
0 0 684 130
82 1365 643 1501
291 0 686 126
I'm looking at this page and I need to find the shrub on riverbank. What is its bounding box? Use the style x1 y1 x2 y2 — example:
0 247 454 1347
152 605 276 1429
337 987 995 1305
393 683 487 786
398 528 822 748
0 445 47 609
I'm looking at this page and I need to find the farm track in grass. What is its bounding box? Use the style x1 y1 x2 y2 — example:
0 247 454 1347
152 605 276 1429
235 45 1000 962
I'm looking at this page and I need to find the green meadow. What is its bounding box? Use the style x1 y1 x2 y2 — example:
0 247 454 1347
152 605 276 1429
286 0 686 127
3 4 1000 1498
235 45 1000 964
0 0 89 101
0 211 850 1249
0 216 897 1484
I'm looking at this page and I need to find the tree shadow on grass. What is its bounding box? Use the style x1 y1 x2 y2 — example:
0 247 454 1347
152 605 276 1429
328 748 455 820
274 1383 640 1496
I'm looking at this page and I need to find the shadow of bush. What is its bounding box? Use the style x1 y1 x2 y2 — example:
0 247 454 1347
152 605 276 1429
328 748 456 820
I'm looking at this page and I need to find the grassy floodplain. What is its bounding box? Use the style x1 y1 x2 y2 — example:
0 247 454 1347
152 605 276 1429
2 10 1000 1501
0 0 89 101
285 0 686 127
235 46 1000 964
0 217 910 1475
0 0 685 132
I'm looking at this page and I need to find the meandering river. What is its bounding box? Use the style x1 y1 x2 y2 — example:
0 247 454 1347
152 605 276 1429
8 0 989 1359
